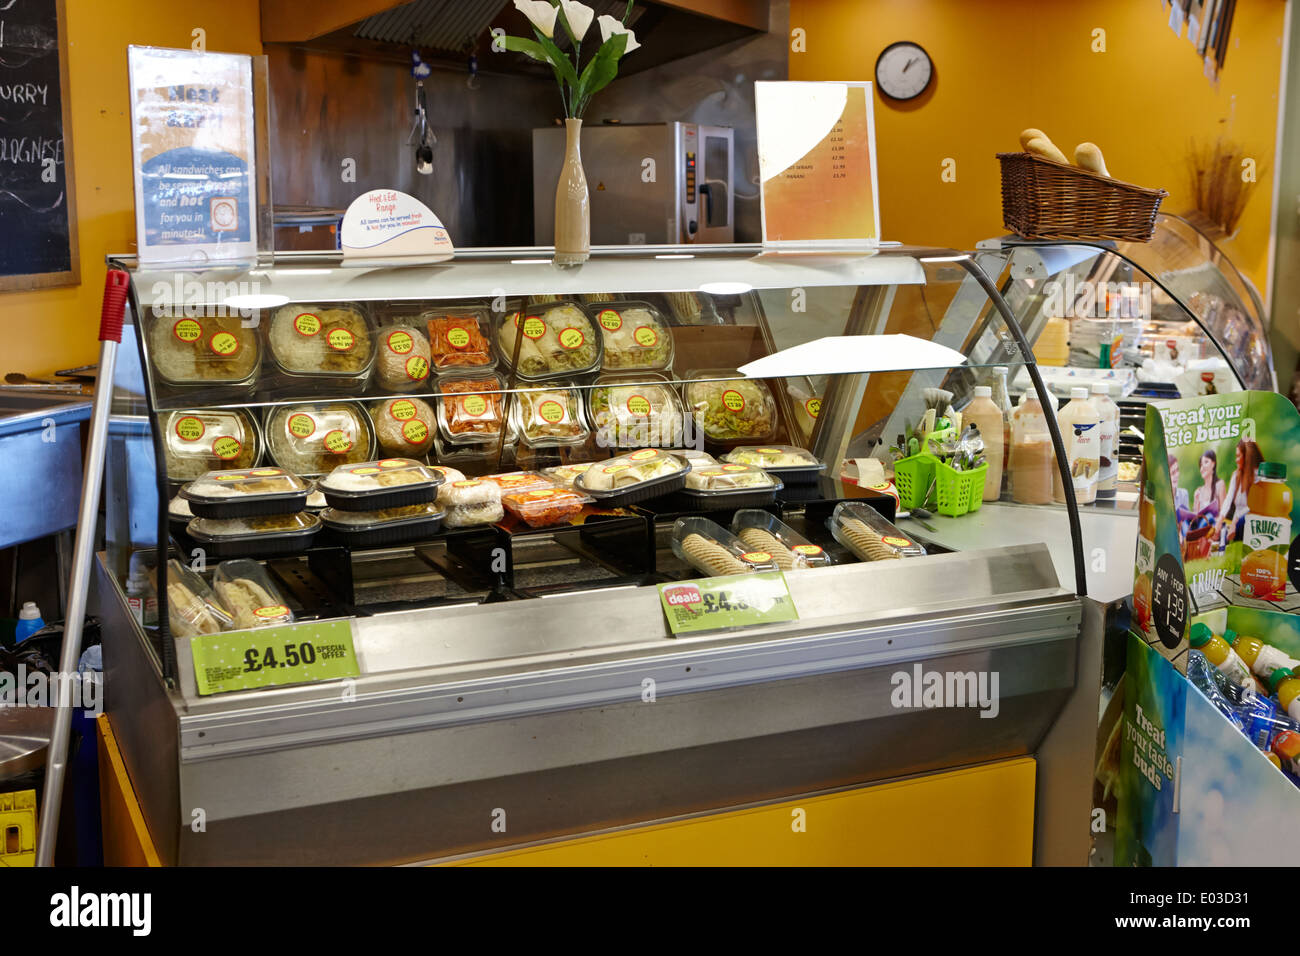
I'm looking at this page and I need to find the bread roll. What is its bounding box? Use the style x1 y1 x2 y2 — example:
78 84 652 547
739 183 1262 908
1018 128 1047 150
1025 137 1069 165
1073 142 1110 177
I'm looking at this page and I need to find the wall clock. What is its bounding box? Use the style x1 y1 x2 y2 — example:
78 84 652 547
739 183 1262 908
875 41 934 101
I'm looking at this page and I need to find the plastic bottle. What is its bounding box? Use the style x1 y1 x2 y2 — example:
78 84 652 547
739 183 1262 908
1236 691 1298 751
1053 387 1100 505
1273 730 1300 775
1230 632 1300 682
14 601 43 643
965 386 1004 501
1269 668 1300 722
990 367 1013 475
1186 650 1245 731
1090 382 1120 498
1240 462 1293 601
1010 392 1054 505
1188 622 1252 687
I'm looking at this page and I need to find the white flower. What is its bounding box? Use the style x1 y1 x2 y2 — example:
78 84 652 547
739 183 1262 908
559 1 594 42
514 0 559 38
596 14 640 53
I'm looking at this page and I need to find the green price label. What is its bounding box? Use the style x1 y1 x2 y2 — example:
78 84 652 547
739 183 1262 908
190 619 359 695
658 571 797 636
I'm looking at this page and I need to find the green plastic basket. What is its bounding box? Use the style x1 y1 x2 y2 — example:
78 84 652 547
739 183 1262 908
892 453 937 511
935 461 988 517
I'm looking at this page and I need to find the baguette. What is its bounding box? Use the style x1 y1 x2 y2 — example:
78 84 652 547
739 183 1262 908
1018 128 1047 150
1073 142 1110 177
1025 136 1069 165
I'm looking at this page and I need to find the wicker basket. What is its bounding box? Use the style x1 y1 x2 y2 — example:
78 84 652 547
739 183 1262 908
997 152 1168 242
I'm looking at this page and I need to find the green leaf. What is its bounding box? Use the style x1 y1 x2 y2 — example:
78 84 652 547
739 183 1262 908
502 35 551 64
573 33 628 116
534 27 579 91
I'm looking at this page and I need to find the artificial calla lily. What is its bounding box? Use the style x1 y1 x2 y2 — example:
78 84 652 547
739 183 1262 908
559 0 594 42
596 14 640 53
515 0 559 38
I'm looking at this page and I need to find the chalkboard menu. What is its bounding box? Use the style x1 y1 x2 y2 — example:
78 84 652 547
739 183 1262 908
0 0 78 290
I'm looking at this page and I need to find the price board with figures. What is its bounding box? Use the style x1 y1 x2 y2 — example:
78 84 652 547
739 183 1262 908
190 620 359 695
659 572 798 636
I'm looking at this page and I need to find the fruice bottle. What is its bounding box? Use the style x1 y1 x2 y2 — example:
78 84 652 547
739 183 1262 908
1240 461 1293 601
1269 668 1300 722
1230 632 1300 682
1090 382 1120 498
1188 622 1252 687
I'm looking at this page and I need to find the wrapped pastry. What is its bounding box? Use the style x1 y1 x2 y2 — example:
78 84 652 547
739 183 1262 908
374 325 432 392
496 302 602 380
212 560 294 629
592 301 674 371
369 397 436 459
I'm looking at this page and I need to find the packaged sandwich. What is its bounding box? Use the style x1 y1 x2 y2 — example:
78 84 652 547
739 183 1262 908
266 402 374 476
722 445 824 485
731 510 832 570
161 409 260 480
212 560 294 629
320 502 446 548
148 311 260 389
318 458 445 511
683 372 778 446
828 502 927 561
786 379 822 444
679 463 782 509
496 302 602 380
669 448 719 472
512 383 589 448
574 448 688 505
502 487 591 528
587 373 685 448
187 512 322 559
670 517 779 577
425 307 495 371
165 559 233 637
266 303 375 390
369 397 437 459
437 372 510 445
374 325 432 392
662 291 720 326
440 478 504 528
593 301 674 371
180 467 311 519
540 462 596 489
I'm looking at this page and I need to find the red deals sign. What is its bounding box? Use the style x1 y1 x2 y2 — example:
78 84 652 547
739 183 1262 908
662 584 702 608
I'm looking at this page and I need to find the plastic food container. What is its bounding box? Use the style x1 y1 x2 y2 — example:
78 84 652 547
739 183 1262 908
502 487 592 528
592 300 674 371
439 478 504 528
680 463 782 509
147 310 260 391
671 448 719 472
670 517 779 577
369 397 436 459
266 302 375 392
160 408 260 480
374 324 432 392
580 292 620 305
483 471 554 494
662 291 720 326
540 462 597 489
683 371 779 446
318 458 445 512
436 372 511 445
424 306 496 371
495 301 602 380
731 510 832 570
587 373 685 448
187 512 322 559
722 445 825 485
574 448 689 505
168 495 194 530
180 467 311 519
165 559 234 637
431 431 507 473
265 402 374 476
828 502 927 561
212 560 295 628
786 379 822 443
512 383 589 448
321 502 446 548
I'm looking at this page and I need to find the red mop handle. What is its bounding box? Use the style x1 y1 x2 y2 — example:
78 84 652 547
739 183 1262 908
100 269 129 343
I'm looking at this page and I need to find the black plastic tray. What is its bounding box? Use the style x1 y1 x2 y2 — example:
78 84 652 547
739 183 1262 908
759 463 824 486
665 486 780 511
320 480 442 513
183 489 310 519
321 512 446 549
186 525 321 559
574 462 689 507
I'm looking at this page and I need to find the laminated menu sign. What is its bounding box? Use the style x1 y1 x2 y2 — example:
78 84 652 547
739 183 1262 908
659 572 797 635
128 46 257 264
190 620 359 695
755 81 880 246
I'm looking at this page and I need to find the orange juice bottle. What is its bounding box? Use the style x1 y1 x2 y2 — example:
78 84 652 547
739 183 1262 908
1268 668 1300 721
1240 462 1292 601
1230 632 1300 681
1188 622 1252 687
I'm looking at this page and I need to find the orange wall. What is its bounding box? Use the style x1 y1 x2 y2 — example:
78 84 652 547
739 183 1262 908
0 1 263 376
789 0 1285 293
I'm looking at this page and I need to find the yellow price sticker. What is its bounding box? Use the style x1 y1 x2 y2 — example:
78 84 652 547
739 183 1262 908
558 327 584 350
173 319 202 343
389 400 416 421
287 413 316 438
327 327 355 351
175 416 205 442
446 326 471 349
402 419 429 444
598 309 622 331
323 429 353 454
387 330 414 354
294 313 321 336
405 355 429 381
722 390 745 412
633 325 658 348
209 332 240 356
212 437 242 460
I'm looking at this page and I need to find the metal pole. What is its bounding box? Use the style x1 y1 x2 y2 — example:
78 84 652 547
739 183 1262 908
36 269 128 866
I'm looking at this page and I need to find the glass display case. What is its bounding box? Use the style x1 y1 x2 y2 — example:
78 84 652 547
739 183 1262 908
94 245 1092 865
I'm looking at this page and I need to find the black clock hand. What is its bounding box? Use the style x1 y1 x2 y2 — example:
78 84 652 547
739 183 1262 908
903 57 917 72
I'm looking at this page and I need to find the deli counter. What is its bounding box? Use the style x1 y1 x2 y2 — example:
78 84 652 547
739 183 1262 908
94 245 1091 865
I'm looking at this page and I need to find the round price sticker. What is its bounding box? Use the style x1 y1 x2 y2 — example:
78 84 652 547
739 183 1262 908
454 480 481 488
294 313 321 336
251 469 281 477
598 309 622 332
528 490 556 500
402 419 429 444
173 319 202 343
446 326 471 349
389 399 417 421
323 429 353 454
882 536 911 548
387 330 414 354
254 605 289 620
522 317 546 340
327 327 355 352
604 463 629 474
558 328 584 350
209 332 240 356
405 356 429 381
626 394 651 417
353 467 381 476
741 551 772 564
633 326 658 348
538 400 565 424
378 459 408 468
758 447 782 454
722 390 745 412
215 474 242 481
462 394 489 417
721 464 747 472
212 436 242 460
287 413 316 439
174 416 205 442
805 398 822 419
629 449 658 461
792 544 823 556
